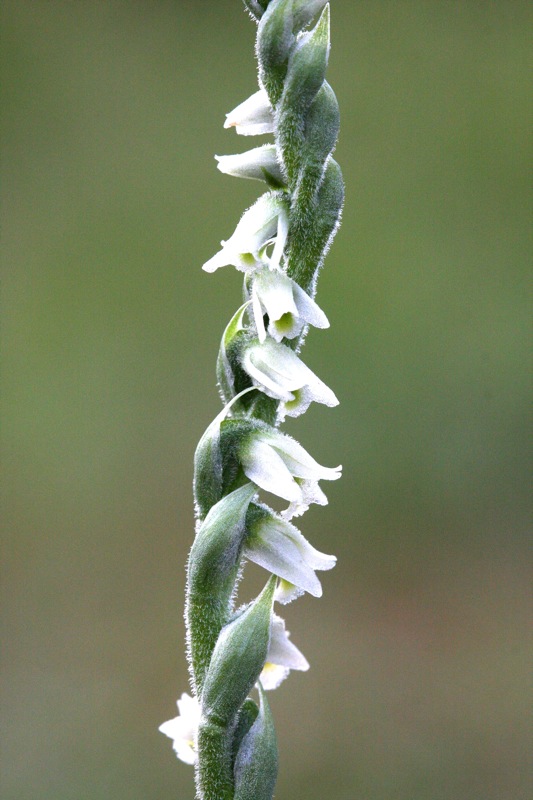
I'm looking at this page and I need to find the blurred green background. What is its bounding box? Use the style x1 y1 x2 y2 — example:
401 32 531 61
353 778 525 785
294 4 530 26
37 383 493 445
2 1 531 798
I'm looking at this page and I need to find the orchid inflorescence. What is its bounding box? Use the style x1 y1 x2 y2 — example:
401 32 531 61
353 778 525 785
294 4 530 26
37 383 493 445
160 2 344 797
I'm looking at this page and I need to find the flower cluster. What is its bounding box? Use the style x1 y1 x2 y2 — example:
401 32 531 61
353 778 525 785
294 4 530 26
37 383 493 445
161 3 343 797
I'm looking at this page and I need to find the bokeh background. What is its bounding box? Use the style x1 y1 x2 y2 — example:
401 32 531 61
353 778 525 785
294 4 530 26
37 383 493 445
2 1 531 798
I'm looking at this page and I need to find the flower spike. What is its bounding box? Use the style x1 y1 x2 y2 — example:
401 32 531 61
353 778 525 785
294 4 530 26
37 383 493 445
163 2 344 797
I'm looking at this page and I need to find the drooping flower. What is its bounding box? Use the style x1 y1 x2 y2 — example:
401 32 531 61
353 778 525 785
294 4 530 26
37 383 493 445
244 505 336 599
241 338 338 418
250 268 329 342
215 144 285 186
239 425 341 518
159 693 201 765
224 89 274 136
203 193 289 274
259 614 309 690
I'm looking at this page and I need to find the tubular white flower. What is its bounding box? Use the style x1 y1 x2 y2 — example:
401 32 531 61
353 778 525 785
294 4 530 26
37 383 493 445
239 426 341 516
244 508 336 598
251 268 329 342
203 193 289 274
259 614 309 690
215 145 284 185
224 89 274 136
159 693 201 765
241 338 338 418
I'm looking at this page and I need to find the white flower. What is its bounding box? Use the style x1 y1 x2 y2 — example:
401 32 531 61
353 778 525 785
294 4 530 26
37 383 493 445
251 268 329 342
159 693 201 765
215 145 284 185
244 508 336 599
224 89 274 136
241 338 338 418
203 193 289 274
259 614 309 690
239 426 341 518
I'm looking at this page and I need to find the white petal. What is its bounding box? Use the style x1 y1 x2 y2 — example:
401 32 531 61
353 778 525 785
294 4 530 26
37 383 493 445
253 270 298 326
224 89 274 136
229 194 281 255
266 430 342 482
242 346 295 402
241 437 302 502
292 281 330 329
215 145 283 183
267 615 309 671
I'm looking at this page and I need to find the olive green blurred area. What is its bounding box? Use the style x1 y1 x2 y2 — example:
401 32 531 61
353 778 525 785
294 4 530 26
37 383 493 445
2 0 531 798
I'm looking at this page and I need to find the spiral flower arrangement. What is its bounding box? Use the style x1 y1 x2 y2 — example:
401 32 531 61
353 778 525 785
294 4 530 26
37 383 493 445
160 2 344 797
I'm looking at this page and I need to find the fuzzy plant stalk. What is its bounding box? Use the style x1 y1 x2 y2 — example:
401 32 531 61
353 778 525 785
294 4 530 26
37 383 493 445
159 1 344 798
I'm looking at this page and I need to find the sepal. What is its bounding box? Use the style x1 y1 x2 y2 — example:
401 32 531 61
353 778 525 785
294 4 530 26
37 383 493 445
259 614 309 690
201 576 276 727
224 89 274 136
216 145 285 187
234 685 278 800
203 192 289 274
